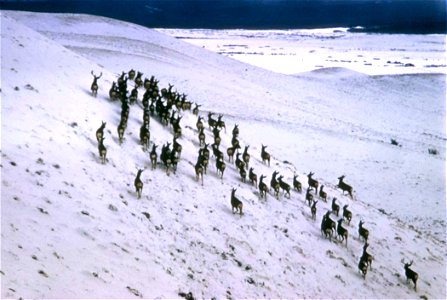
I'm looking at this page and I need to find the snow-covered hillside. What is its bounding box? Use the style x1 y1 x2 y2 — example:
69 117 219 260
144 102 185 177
1 11 445 299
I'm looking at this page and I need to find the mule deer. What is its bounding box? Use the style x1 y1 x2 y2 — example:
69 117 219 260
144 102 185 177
307 172 319 194
311 200 318 220
336 219 348 246
403 260 418 291
150 144 158 169
358 256 368 279
90 71 102 97
195 160 204 185
96 121 106 142
358 220 369 242
331 198 340 216
319 185 327 202
337 175 353 198
305 188 314 206
242 145 250 169
259 175 268 199
249 167 257 186
134 169 144 199
278 175 291 198
230 188 243 216
293 174 302 193
261 144 271 166
342 204 352 225
232 124 239 137
98 137 107 164
216 157 226 179
361 243 374 270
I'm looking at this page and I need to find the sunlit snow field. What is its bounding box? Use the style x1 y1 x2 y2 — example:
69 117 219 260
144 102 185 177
158 28 446 75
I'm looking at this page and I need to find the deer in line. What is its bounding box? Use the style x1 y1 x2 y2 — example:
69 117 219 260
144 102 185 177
173 137 182 158
259 175 269 200
332 198 340 216
134 169 144 199
403 260 419 291
98 137 107 164
134 71 143 87
239 165 247 183
216 157 226 179
235 152 245 170
293 174 302 193
361 243 374 270
128 69 136 80
311 200 318 220
160 143 172 175
231 136 240 149
150 144 158 170
358 220 369 242
208 112 217 129
139 124 150 151
261 144 271 166
227 145 240 163
230 188 243 216
217 114 226 133
90 71 102 97
232 124 239 137
198 145 209 174
242 145 250 169
198 127 206 146
96 121 106 143
337 175 353 198
117 121 125 144
195 160 204 185
358 256 369 279
307 172 319 195
305 188 314 206
196 116 204 132
336 219 348 246
109 82 119 100
170 149 179 174
342 204 352 225
321 211 335 241
192 103 201 115
129 86 138 104
249 167 257 186
270 171 280 199
278 175 291 199
319 185 327 202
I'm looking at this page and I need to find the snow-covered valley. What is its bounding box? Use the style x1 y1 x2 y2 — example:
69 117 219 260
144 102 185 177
1 11 446 299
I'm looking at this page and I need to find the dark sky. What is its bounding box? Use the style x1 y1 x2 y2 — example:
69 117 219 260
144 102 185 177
1 0 446 33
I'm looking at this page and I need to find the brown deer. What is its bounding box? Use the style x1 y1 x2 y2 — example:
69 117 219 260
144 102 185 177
230 188 243 216
259 175 268 200
261 144 271 166
96 121 106 143
98 137 107 164
337 175 353 198
293 174 302 193
134 169 144 199
307 172 319 194
90 71 102 97
403 260 419 291
249 167 258 186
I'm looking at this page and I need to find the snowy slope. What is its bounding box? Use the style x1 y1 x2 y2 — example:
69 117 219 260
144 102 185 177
1 11 446 299
158 28 447 75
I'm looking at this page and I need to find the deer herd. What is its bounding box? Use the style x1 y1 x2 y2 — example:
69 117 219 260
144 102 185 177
90 69 419 291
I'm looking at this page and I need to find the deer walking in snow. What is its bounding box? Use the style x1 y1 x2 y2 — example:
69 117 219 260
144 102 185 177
90 71 102 97
134 169 144 199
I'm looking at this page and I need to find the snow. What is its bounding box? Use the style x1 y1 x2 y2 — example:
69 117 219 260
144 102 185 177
157 28 447 75
1 11 446 299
